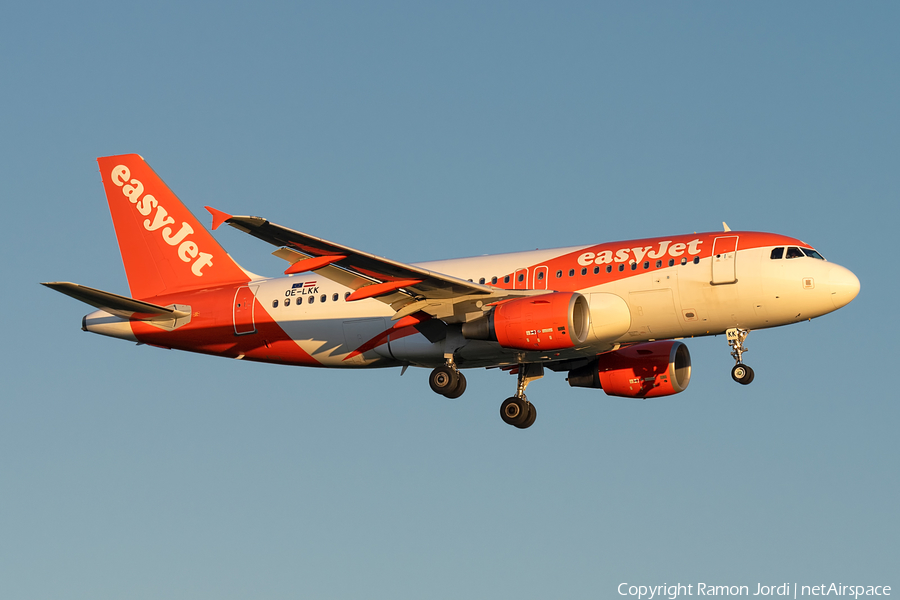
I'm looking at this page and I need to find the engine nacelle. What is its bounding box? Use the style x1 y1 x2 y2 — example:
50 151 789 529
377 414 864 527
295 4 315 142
567 340 691 398
462 292 591 351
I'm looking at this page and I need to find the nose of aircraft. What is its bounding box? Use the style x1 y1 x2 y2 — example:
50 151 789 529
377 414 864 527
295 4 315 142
828 264 860 309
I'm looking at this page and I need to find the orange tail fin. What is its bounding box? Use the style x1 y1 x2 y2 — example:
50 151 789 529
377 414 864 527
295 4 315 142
97 154 250 299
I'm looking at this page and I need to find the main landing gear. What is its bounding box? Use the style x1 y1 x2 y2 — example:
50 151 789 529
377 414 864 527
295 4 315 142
500 363 543 429
428 359 542 429
726 327 754 385
429 361 467 399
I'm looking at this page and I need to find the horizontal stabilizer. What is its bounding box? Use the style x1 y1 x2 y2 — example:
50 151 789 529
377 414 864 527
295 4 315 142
41 282 190 321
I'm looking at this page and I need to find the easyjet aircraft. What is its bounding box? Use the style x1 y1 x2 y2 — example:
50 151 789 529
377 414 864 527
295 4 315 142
45 154 860 429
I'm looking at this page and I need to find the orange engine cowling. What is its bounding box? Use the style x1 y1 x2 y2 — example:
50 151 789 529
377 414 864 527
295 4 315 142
567 341 692 398
462 292 591 351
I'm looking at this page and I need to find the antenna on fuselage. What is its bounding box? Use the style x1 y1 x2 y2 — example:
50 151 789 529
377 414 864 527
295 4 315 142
723 222 731 232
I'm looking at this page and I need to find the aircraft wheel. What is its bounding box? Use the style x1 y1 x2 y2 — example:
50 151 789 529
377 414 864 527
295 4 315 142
429 366 460 397
516 402 537 429
731 364 755 385
500 396 529 427
443 372 467 399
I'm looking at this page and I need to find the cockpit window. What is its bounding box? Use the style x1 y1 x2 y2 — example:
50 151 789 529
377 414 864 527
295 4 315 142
801 248 825 260
786 247 804 259
770 247 784 259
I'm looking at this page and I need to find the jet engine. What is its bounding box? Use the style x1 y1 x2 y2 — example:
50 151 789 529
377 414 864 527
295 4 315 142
567 340 691 398
462 292 591 351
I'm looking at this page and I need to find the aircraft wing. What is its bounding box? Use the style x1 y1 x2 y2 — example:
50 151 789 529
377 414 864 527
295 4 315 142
206 207 545 322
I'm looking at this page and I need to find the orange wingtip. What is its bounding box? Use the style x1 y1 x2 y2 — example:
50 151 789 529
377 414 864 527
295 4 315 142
204 206 233 230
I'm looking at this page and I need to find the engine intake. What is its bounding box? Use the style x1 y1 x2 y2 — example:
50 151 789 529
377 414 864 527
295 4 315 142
567 340 691 398
462 292 591 351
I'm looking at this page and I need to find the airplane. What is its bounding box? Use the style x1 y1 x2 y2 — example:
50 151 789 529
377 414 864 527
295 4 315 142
44 154 860 429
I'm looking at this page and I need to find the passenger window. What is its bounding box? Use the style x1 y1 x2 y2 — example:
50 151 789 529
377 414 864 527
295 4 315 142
504 275 510 283
537 271 544 280
668 259 675 267
285 298 291 306
606 265 612 273
517 273 524 282
618 264 624 272
491 276 498 284
272 299 279 308
786 247 804 259
556 270 562 278
581 268 587 275
770 247 784 259
321 294 326 303
630 263 637 270
568 269 574 277
332 293 339 301
680 257 687 265
593 266 600 274
308 296 315 304
479 277 485 284
656 260 662 268
344 292 351 300
693 256 700 264
643 261 649 269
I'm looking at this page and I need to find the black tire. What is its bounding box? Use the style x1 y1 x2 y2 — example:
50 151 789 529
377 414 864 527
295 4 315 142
516 402 537 429
500 396 529 427
429 366 459 395
731 364 754 385
443 372 467 399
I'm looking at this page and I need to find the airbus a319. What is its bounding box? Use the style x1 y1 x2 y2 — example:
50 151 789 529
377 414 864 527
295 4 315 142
45 154 860 429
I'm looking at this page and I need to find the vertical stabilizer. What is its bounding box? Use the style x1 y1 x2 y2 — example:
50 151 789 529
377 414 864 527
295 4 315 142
97 154 250 299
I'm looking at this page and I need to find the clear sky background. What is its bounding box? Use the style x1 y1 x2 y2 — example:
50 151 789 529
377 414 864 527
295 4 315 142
1 2 897 599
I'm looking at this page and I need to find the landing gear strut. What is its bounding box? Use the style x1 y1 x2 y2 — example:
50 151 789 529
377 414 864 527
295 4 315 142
726 327 754 385
429 359 467 399
500 363 543 429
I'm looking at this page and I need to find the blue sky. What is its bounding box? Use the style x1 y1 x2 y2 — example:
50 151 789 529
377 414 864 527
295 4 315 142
1 2 897 599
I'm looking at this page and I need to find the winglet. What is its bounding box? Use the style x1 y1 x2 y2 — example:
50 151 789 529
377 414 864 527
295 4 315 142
205 206 233 231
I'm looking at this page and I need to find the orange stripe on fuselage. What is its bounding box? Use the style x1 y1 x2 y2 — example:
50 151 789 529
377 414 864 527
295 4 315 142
487 231 805 292
128 285 321 366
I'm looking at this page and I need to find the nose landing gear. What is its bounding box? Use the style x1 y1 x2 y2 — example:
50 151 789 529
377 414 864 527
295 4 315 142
726 327 754 385
731 363 754 385
500 363 543 429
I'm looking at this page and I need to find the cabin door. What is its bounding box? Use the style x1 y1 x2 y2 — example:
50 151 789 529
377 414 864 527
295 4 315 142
233 285 259 335
711 236 739 285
